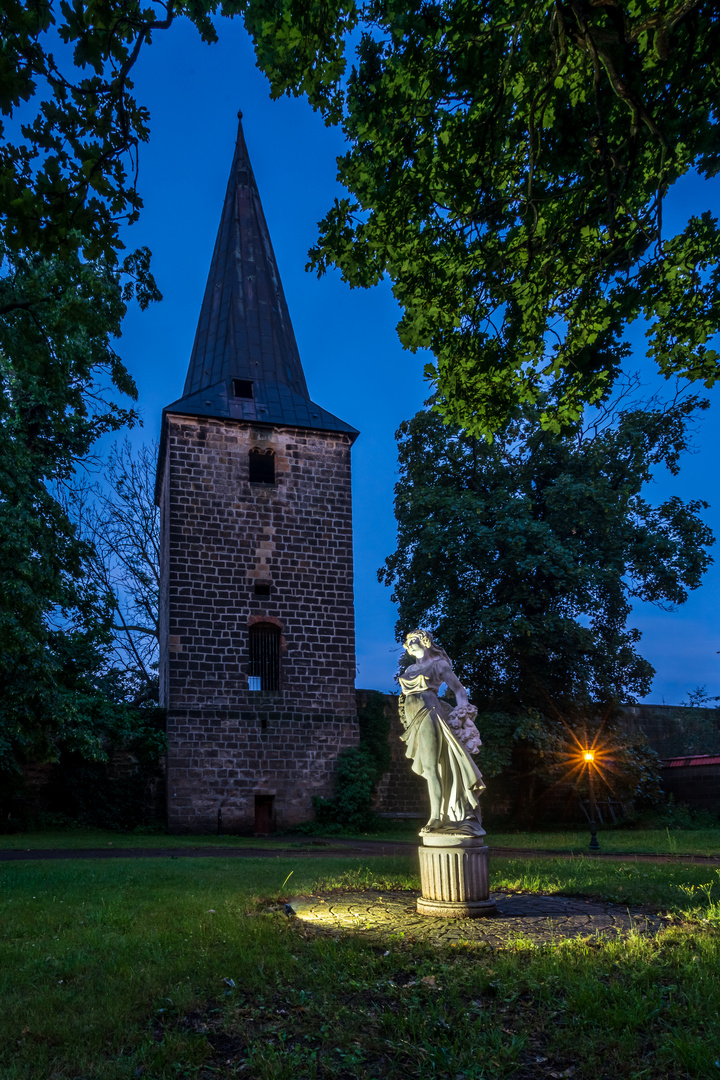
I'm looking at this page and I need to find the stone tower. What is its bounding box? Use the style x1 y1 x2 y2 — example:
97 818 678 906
155 115 359 834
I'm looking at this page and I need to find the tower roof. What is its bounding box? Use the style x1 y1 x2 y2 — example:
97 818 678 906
162 114 357 438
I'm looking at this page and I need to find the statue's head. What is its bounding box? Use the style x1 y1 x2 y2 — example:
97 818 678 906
404 628 437 657
403 629 453 670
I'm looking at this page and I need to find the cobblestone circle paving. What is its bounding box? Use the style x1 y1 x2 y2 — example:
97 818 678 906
286 890 666 947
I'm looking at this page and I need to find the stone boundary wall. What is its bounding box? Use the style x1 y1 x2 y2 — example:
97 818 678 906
660 759 720 813
366 693 720 819
9 698 718 833
356 690 426 819
621 703 720 759
7 753 166 832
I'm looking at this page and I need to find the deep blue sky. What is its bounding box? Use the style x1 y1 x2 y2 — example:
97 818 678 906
108 16 718 703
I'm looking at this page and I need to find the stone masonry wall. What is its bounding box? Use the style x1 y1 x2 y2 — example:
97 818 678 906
359 692 427 819
158 445 170 707
168 708 358 832
159 414 359 832
161 414 356 713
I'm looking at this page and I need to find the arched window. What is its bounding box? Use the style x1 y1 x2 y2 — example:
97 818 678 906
248 623 281 691
249 447 275 485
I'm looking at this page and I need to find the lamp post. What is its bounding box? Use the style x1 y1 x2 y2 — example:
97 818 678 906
584 751 600 851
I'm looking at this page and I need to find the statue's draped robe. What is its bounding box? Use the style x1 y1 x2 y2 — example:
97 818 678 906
399 662 485 827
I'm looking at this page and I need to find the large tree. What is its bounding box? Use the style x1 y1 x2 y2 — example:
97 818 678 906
0 249 151 782
379 386 713 782
1 1 166 782
250 0 720 436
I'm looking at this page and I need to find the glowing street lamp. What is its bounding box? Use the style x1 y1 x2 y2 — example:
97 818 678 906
583 749 600 851
556 726 613 850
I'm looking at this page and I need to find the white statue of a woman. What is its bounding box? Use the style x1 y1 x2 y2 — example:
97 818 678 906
398 629 485 836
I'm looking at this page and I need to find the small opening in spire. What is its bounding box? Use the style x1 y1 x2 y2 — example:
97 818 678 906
233 379 254 399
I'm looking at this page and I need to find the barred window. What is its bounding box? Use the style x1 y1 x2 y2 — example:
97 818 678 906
249 447 275 485
249 623 280 691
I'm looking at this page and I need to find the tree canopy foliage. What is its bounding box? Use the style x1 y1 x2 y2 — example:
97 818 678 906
248 0 720 435
379 387 713 783
5 1 720 438
5 0 179 267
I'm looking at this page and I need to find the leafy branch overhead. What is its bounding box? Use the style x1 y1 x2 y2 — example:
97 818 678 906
6 2 720 435
6 0 165 264
248 0 720 435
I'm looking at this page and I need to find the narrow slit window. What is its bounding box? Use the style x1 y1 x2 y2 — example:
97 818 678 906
249 623 280 691
249 447 275 485
233 379 254 399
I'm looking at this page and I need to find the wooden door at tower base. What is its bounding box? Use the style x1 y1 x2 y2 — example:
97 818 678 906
254 794 276 835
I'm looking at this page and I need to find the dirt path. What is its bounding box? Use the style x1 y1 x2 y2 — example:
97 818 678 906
1 837 718 864
0 839 415 862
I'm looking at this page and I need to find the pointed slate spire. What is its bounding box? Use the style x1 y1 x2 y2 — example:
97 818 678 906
163 113 357 438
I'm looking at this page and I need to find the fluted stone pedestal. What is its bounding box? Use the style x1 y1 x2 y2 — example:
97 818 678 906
417 835 497 917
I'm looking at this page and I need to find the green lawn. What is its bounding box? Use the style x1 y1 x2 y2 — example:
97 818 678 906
2 853 720 1079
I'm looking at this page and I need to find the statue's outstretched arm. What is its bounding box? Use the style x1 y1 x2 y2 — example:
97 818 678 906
438 661 469 708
